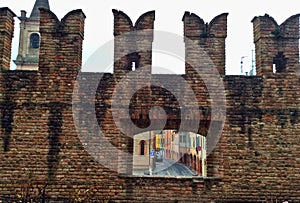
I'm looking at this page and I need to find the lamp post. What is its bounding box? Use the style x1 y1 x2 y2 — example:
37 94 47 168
149 131 156 175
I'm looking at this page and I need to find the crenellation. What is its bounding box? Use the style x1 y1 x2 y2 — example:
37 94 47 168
252 13 300 76
39 8 85 91
113 10 154 80
112 9 134 36
183 12 228 76
134 10 155 30
207 13 228 38
182 12 206 40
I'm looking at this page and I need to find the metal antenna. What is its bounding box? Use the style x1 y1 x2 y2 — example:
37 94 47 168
251 50 255 75
240 56 248 75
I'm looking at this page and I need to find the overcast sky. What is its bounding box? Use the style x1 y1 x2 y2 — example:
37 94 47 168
2 0 300 75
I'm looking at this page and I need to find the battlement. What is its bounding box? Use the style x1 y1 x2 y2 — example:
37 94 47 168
38 8 85 75
1 8 299 81
252 14 300 75
112 9 155 79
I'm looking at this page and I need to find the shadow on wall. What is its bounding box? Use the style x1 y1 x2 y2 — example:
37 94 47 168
1 76 16 152
47 102 63 181
1 98 15 152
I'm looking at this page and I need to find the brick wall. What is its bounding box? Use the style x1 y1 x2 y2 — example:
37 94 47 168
252 14 300 76
183 12 228 76
0 7 299 202
0 8 15 70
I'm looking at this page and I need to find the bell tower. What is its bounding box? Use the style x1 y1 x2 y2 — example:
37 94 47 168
14 0 50 70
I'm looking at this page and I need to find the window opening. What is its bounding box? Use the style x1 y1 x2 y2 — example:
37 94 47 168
133 130 207 177
126 52 140 71
132 62 136 71
273 64 276 73
140 140 145 155
30 33 40 49
273 52 287 73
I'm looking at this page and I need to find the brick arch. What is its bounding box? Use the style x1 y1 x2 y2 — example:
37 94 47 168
94 70 213 175
95 77 212 136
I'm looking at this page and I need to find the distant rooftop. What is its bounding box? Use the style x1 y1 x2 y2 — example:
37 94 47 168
29 0 50 19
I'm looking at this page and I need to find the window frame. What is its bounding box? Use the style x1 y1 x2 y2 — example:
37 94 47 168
29 33 40 49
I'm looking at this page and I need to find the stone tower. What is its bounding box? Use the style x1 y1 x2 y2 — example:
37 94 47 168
14 0 50 70
252 14 300 76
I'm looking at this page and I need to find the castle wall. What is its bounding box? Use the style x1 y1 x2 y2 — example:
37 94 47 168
0 7 299 202
0 8 15 70
252 14 300 76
